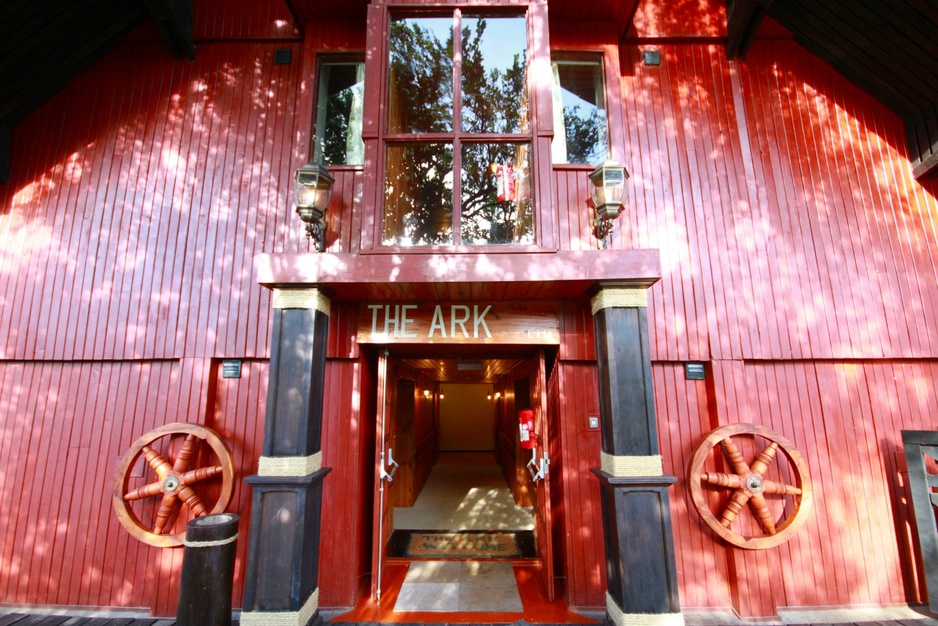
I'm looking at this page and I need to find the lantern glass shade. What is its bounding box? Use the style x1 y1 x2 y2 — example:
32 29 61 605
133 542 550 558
294 161 335 218
589 161 628 219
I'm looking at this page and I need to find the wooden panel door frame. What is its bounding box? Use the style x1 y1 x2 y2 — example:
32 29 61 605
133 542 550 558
533 347 556 601
370 348 397 602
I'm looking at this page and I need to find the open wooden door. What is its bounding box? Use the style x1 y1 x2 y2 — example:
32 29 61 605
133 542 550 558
370 349 398 601
531 348 556 601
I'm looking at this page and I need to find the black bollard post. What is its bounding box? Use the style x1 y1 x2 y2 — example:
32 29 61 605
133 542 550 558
177 513 240 626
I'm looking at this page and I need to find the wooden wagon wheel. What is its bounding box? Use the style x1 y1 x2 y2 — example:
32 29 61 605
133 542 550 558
688 423 813 550
112 423 236 548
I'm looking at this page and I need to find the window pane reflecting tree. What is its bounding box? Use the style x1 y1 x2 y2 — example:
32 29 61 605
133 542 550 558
384 143 454 246
315 62 365 165
388 17 454 134
461 17 528 134
384 11 533 247
461 143 533 244
552 59 608 164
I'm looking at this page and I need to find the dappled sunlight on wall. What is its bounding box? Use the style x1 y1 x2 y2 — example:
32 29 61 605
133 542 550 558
0 357 267 615
0 40 315 361
615 37 938 364
661 358 938 617
631 0 726 38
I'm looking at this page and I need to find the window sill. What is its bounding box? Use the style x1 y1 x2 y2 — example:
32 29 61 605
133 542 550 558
362 244 555 255
552 163 600 171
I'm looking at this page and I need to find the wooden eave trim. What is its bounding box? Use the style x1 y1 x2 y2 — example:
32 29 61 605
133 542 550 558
254 249 662 294
912 151 938 180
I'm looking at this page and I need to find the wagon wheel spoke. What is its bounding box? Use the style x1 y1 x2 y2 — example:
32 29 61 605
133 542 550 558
762 478 802 496
700 472 742 490
142 445 173 478
748 493 777 534
720 437 753 476
123 481 165 501
177 485 208 517
750 442 779 476
181 465 224 486
172 434 199 474
152 492 180 535
719 488 751 528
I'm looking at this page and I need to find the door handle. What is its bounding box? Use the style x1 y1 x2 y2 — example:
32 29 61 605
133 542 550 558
380 448 399 482
527 449 549 482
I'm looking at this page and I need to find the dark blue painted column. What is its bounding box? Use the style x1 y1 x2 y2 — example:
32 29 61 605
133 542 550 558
242 288 332 626
590 285 683 626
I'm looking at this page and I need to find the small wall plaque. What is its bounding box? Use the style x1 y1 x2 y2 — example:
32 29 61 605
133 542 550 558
222 359 242 379
685 362 706 380
643 50 661 66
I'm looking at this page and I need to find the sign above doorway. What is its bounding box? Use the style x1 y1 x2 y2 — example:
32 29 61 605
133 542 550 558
357 301 560 345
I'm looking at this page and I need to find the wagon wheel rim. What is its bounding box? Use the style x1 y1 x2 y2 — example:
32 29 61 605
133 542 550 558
111 423 236 548
687 423 813 550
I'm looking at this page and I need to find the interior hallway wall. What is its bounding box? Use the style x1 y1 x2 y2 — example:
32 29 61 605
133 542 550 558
439 383 494 451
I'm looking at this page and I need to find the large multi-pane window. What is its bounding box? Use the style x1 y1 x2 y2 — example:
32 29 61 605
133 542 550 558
551 56 608 164
314 60 365 166
382 12 533 247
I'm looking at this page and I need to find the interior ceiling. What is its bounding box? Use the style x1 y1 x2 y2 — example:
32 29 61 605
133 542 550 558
388 344 540 383
1 0 935 182
401 357 526 384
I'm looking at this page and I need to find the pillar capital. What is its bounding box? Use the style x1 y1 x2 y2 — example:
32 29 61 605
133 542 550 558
590 287 648 313
272 287 332 315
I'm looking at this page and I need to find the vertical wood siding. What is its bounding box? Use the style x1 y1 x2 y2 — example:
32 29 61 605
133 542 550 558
655 363 734 612
607 40 938 363
0 358 266 615
0 41 311 361
690 359 938 616
318 356 377 608
553 361 606 609
0 21 355 612
1 2 938 618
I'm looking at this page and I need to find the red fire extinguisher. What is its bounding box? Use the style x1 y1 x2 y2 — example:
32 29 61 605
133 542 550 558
518 409 536 449
494 163 516 203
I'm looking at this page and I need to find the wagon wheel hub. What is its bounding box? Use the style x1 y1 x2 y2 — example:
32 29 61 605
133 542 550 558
744 474 764 495
112 423 236 548
688 423 814 550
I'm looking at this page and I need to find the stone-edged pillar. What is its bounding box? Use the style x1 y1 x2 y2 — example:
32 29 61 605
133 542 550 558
242 288 332 626
589 285 682 626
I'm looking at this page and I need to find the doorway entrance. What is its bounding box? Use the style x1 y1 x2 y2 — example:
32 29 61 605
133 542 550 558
365 345 566 619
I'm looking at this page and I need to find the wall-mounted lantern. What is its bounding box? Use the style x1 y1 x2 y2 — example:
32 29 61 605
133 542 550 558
589 160 629 246
294 161 334 252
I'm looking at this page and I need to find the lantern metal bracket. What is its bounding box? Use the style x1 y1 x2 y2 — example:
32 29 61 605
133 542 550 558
594 214 614 248
305 219 325 252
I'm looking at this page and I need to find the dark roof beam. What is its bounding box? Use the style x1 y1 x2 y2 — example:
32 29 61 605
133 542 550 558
726 0 773 60
145 0 196 61
0 119 11 184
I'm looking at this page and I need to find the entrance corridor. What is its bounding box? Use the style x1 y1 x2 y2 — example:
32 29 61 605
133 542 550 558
331 453 594 624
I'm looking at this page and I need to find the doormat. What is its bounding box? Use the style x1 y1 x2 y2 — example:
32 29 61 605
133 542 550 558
389 529 537 559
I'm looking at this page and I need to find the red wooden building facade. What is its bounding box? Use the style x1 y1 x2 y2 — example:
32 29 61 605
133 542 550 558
1 0 937 623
